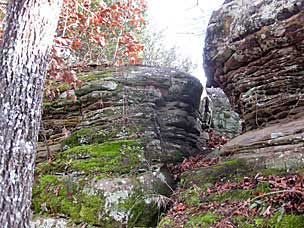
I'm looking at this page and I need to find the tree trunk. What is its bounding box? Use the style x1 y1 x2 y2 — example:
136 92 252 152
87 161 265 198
0 0 62 227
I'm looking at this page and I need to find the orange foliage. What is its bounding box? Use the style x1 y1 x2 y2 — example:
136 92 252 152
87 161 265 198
0 0 146 100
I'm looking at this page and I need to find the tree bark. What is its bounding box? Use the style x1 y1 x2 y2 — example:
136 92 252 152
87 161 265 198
0 0 62 227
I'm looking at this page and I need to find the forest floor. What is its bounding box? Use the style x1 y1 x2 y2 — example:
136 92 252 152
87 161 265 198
157 132 304 228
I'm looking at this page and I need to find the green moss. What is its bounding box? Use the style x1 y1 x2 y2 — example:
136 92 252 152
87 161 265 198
231 214 304 228
129 199 158 227
179 187 201 206
216 159 250 176
35 139 143 178
32 174 159 227
181 159 250 188
186 212 219 227
231 216 256 228
32 175 78 219
57 83 70 92
79 195 102 224
62 121 140 150
57 140 143 175
208 189 253 202
256 182 271 193
259 168 287 176
157 216 174 227
159 212 304 228
35 161 58 176
32 175 105 225
42 101 56 109
172 150 184 162
261 212 304 228
161 158 304 228
62 128 95 149
294 167 304 175
118 191 159 227
81 70 114 81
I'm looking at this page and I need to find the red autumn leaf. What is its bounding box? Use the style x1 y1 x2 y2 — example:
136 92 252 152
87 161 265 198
62 70 77 84
0 0 146 100
71 95 77 103
116 59 123 66
174 203 186 212
71 38 81 49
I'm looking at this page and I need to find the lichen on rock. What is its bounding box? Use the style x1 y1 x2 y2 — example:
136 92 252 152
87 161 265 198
33 65 206 227
203 0 304 168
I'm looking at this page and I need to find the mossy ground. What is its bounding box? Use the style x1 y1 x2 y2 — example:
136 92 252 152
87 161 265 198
158 213 304 228
231 214 304 228
186 212 219 227
158 212 219 228
158 159 304 228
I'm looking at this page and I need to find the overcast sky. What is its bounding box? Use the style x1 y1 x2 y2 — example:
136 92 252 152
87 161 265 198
147 0 223 83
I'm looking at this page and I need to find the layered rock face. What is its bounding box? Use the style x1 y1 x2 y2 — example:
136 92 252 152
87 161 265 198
204 0 304 168
33 65 205 227
38 65 204 163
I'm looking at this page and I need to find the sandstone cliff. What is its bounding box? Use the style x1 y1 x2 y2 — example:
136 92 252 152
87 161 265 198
204 0 304 168
31 65 206 227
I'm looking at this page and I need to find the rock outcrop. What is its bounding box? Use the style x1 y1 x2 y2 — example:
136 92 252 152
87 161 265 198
203 0 304 168
33 65 206 227
201 88 242 139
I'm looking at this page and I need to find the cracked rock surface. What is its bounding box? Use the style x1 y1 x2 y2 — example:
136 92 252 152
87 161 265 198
33 65 206 227
204 0 304 168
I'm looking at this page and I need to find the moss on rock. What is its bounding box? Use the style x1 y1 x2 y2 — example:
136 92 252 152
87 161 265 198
33 139 166 227
62 128 96 148
32 174 161 227
32 175 105 225
56 140 143 176
181 159 250 189
61 121 143 151
79 70 114 82
259 168 288 176
123 193 159 227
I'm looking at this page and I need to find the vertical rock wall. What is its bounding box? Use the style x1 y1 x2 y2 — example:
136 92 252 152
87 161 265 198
203 0 304 168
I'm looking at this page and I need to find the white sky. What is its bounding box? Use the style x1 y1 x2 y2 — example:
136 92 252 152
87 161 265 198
147 0 223 84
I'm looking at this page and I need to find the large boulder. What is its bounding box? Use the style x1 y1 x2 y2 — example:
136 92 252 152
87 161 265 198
203 0 304 168
33 65 206 227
